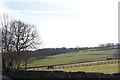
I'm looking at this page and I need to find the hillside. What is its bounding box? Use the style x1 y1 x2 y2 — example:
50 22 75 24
27 49 116 67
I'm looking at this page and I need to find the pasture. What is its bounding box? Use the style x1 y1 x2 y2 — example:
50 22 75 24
25 49 119 74
56 62 119 74
27 49 116 67
27 60 119 74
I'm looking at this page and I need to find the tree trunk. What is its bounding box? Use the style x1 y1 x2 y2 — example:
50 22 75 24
2 58 6 72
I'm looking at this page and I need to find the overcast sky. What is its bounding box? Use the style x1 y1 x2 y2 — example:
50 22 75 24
0 0 119 48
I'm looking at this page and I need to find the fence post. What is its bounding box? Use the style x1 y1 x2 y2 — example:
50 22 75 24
75 65 76 67
118 60 120 63
104 62 106 64
42 67 43 70
83 64 84 67
37 68 39 71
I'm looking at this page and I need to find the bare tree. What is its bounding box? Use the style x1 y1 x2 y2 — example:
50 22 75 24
1 14 13 72
1 14 41 72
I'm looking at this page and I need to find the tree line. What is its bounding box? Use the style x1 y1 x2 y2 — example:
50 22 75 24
26 43 120 59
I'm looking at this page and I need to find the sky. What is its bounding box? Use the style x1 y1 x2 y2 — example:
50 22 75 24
0 0 119 48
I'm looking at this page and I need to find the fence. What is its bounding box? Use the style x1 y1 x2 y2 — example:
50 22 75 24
25 60 120 71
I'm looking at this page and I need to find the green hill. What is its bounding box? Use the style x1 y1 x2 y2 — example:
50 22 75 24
27 49 116 67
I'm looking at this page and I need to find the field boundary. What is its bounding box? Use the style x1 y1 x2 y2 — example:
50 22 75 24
22 59 120 71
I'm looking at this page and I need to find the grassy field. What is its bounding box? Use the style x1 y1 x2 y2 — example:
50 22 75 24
55 62 118 74
27 60 119 74
27 49 116 67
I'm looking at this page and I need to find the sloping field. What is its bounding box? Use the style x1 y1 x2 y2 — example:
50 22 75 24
27 60 119 74
56 63 118 74
27 49 116 67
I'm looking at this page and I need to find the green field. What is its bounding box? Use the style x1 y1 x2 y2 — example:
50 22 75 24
55 62 118 74
28 49 116 67
27 60 119 74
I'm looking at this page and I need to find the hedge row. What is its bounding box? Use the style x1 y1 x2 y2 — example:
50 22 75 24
4 70 120 80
